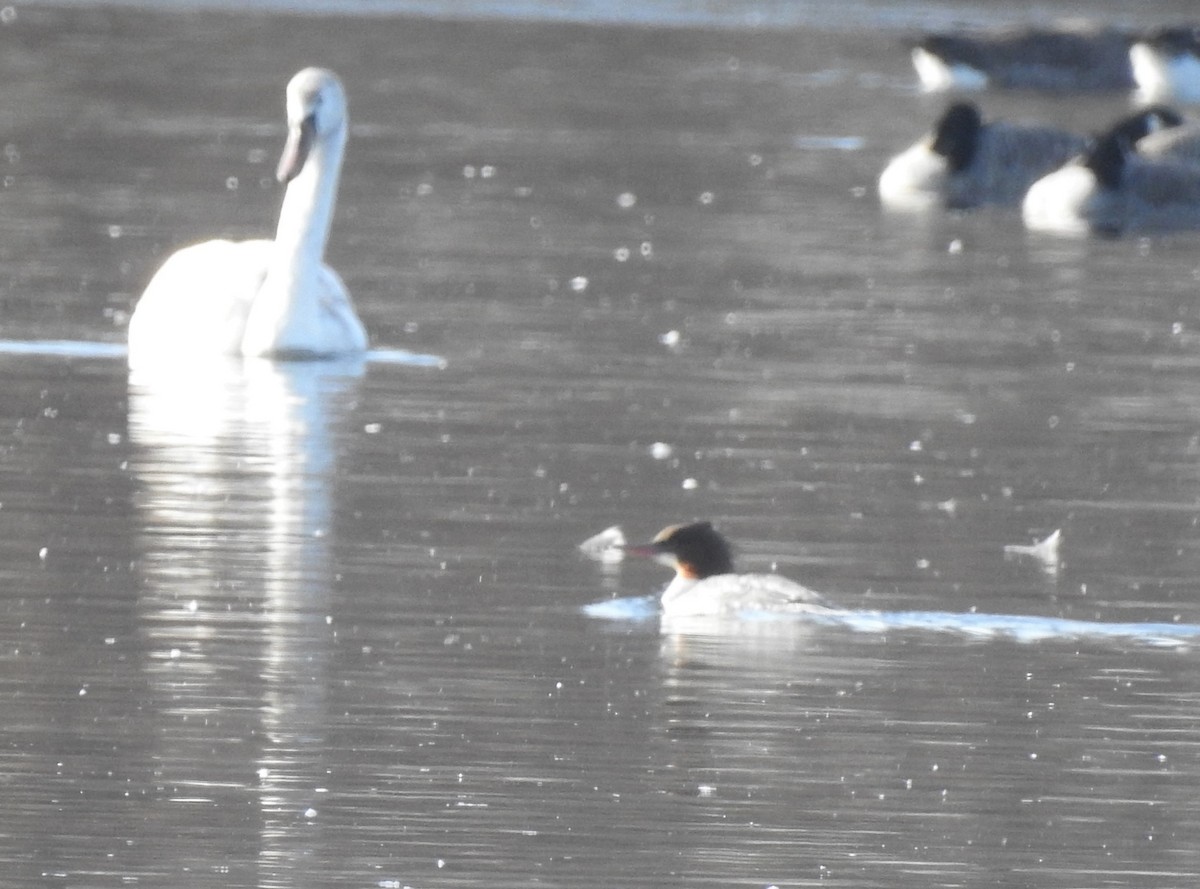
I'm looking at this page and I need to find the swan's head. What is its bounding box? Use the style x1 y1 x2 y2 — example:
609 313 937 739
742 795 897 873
626 521 736 580
277 67 348 184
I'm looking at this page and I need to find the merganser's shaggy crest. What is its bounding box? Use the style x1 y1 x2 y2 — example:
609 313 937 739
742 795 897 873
128 68 368 365
627 521 838 618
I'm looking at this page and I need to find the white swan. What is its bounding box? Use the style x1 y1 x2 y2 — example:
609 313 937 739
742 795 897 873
128 67 367 366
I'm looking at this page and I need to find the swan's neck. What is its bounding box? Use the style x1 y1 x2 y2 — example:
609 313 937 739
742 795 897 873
242 127 346 357
274 130 344 269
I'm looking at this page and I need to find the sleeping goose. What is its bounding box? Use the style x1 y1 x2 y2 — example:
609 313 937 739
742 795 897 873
911 24 1135 92
1023 118 1200 235
1130 26 1200 102
128 67 368 366
878 102 1177 210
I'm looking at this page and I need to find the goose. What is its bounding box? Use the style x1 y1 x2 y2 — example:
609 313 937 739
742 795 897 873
878 102 1087 210
1134 116 1200 164
128 67 367 366
911 24 1135 92
626 521 838 618
1023 119 1200 235
1130 26 1200 102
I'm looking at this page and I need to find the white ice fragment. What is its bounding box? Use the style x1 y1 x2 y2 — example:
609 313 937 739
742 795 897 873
579 526 626 564
1003 529 1061 573
649 442 673 460
659 330 681 346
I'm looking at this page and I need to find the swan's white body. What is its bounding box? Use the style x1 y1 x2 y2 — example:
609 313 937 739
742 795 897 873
660 572 834 618
128 67 367 366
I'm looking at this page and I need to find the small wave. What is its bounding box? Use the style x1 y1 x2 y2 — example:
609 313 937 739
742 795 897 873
583 595 658 621
585 597 1200 646
0 340 128 359
0 340 446 368
367 347 447 368
809 610 1200 647
792 135 865 151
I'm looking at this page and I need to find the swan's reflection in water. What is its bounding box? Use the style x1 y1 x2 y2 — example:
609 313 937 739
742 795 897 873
128 356 363 883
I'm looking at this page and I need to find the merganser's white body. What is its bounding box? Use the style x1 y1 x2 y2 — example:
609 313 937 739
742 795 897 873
659 571 833 618
629 522 837 618
128 67 367 366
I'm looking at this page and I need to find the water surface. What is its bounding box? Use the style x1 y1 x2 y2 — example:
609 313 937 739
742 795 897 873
5 2 1200 887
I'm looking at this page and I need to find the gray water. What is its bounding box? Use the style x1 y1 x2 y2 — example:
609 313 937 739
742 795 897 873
7 1 1200 886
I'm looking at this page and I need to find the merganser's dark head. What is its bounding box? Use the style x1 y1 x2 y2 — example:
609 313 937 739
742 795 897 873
627 521 736 580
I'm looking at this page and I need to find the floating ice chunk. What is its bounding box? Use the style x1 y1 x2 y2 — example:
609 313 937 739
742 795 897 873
1003 529 1062 572
579 526 626 563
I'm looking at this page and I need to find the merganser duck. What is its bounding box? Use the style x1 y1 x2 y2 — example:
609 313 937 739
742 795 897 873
128 68 368 366
626 521 837 618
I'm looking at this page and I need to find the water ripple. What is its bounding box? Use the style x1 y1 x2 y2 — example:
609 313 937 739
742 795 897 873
0 339 446 367
586 597 1200 647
